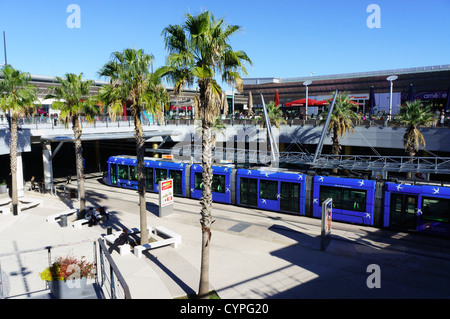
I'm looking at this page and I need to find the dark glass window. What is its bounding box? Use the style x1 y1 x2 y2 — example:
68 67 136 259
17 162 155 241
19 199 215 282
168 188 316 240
422 197 450 223
110 164 117 185
194 172 203 190
129 165 138 181
212 174 226 193
145 167 153 191
118 165 129 180
319 186 367 212
280 182 300 213
155 168 167 185
169 170 183 195
259 179 278 201
240 177 258 207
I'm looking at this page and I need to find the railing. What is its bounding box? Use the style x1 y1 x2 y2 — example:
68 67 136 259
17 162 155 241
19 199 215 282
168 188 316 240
97 238 131 299
0 239 131 299
0 240 97 299
1 115 448 131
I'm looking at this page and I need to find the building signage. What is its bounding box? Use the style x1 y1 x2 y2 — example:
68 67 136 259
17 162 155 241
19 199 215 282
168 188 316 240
401 91 447 100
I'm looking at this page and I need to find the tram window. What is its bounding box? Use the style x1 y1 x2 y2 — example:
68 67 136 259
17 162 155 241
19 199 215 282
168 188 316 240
110 164 117 185
194 172 203 190
169 170 183 195
145 167 153 191
259 180 278 201
118 165 129 180
421 197 450 223
130 166 138 181
212 174 226 193
319 186 341 209
342 189 366 212
155 168 167 184
320 186 367 212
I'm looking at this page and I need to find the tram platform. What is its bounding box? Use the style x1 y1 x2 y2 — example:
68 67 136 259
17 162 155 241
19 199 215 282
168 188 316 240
1 175 450 300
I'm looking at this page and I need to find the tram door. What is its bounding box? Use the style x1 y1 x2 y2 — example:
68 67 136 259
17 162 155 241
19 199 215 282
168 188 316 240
389 193 418 230
280 182 300 213
240 178 258 207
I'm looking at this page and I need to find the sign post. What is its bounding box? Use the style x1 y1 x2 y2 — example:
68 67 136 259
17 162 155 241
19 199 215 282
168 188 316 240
321 198 332 251
158 179 174 217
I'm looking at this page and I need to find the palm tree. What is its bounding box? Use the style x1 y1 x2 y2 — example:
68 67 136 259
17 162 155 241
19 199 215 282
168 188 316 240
255 101 286 156
98 48 168 245
395 100 435 179
318 93 361 172
0 66 37 215
45 73 98 216
161 10 252 298
257 101 287 129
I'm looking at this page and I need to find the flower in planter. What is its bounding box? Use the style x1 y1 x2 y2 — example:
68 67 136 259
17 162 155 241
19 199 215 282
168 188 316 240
39 255 95 281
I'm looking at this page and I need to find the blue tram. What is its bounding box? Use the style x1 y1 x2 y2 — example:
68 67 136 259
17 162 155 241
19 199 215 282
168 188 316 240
384 182 450 236
312 176 376 225
105 155 450 238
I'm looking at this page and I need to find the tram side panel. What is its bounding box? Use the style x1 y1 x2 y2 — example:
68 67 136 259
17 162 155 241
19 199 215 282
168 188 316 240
189 164 233 204
312 175 376 226
236 169 306 215
384 182 450 237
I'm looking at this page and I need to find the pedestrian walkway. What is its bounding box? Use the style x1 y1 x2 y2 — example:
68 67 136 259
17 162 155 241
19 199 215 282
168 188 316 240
1 176 450 299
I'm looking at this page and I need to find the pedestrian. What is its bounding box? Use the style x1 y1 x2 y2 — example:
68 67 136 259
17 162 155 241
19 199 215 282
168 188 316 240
440 110 445 127
96 206 109 221
88 208 102 227
108 228 129 254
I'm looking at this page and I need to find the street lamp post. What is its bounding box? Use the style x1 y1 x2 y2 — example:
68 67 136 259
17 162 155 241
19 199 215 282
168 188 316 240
303 80 312 120
387 75 398 120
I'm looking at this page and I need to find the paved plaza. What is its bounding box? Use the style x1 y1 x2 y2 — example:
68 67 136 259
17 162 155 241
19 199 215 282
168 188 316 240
1 174 450 300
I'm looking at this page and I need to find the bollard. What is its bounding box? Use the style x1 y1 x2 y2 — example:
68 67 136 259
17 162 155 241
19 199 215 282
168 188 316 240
60 214 68 227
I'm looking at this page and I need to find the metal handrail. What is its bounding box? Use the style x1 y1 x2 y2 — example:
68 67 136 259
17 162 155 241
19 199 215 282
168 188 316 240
97 238 131 299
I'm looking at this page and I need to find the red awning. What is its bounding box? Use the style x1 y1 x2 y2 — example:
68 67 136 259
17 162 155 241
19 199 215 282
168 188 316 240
170 105 192 111
284 98 328 107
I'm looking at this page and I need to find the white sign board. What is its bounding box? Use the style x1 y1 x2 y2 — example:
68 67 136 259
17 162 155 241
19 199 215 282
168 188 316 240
321 198 332 251
159 179 174 207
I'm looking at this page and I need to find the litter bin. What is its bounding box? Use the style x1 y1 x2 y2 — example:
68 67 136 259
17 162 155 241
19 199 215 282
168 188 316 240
107 226 112 235
60 214 68 227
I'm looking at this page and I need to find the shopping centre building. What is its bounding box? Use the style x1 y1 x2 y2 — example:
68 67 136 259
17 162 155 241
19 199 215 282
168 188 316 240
240 64 450 117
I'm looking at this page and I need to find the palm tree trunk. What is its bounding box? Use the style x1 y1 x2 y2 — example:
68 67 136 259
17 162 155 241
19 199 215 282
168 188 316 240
10 114 19 215
331 127 341 174
134 106 148 245
198 123 213 299
72 116 86 216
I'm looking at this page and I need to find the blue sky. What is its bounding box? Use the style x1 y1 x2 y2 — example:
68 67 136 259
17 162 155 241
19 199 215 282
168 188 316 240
0 0 449 86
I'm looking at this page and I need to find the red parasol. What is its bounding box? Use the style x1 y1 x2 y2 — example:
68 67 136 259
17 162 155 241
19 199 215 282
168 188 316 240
274 90 280 106
284 98 328 107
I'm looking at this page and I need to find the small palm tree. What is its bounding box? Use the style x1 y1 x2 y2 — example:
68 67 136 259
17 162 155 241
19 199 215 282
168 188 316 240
0 66 37 215
45 73 99 216
161 10 252 298
319 93 361 172
258 101 287 129
395 100 435 178
255 101 286 156
99 48 169 245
